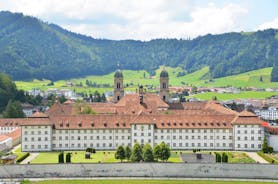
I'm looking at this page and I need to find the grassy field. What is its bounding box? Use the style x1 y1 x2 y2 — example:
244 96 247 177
23 180 278 184
31 151 182 164
31 151 117 164
15 67 278 96
192 91 278 100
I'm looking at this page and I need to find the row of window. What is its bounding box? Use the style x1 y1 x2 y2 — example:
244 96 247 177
24 144 48 149
24 137 48 141
53 135 131 140
237 136 262 141
24 131 48 135
52 143 131 148
54 129 130 134
155 135 232 140
237 130 262 134
237 144 261 149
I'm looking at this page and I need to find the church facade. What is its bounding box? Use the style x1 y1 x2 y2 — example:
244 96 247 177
1 68 265 152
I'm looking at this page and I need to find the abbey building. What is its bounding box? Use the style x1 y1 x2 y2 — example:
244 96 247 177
1 68 265 152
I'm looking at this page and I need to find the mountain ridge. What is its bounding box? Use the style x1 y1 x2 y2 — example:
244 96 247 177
0 11 278 81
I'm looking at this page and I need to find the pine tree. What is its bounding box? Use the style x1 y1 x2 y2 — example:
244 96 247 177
130 143 143 162
262 136 269 153
115 145 125 162
66 153 71 163
125 146 131 161
143 143 154 162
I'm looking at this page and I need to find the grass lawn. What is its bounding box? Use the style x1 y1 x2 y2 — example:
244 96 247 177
23 180 278 184
31 151 117 164
31 151 182 164
224 152 256 163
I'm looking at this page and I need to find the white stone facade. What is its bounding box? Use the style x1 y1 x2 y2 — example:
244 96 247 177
21 124 264 152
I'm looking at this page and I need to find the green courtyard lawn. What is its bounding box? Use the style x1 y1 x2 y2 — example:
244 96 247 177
31 151 182 164
31 151 117 164
257 152 278 164
23 180 278 184
31 151 256 164
224 152 256 163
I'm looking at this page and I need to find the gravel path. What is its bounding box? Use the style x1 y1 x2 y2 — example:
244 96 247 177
245 152 269 164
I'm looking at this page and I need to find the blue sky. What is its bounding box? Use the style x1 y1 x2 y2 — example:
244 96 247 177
1 0 278 40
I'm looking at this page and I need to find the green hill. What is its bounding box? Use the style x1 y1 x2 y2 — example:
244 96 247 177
15 67 278 96
1 11 278 81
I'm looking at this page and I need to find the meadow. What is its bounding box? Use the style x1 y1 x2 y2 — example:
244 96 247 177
15 66 278 98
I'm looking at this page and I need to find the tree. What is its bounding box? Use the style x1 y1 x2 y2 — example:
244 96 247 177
66 153 71 163
221 152 228 163
271 65 278 82
191 86 198 94
101 93 107 102
215 152 221 162
160 142 170 162
153 144 161 161
115 145 125 162
143 143 154 162
262 136 269 153
125 146 132 161
58 152 64 163
130 143 143 162
3 100 25 118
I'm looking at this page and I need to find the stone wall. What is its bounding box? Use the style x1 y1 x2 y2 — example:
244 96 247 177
0 163 278 179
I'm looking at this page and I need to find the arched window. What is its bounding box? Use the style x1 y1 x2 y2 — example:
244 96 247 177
117 96 120 101
163 96 166 101
162 83 166 89
117 82 120 89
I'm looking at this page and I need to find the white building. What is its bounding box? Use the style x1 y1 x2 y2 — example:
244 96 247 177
254 106 278 121
1 68 267 152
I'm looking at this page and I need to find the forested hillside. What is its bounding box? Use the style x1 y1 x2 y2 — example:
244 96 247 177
0 11 278 81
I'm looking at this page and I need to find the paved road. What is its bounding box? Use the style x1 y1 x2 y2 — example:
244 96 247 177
20 153 39 164
245 152 269 164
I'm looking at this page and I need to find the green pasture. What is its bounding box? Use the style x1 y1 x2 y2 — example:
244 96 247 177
192 91 278 100
15 66 278 97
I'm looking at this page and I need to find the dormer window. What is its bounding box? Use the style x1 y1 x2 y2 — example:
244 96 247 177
179 123 182 126
116 123 119 127
167 122 170 126
123 123 126 127
161 123 165 126
91 123 94 127
104 123 107 127
66 123 69 127
78 123 82 127
60 123 63 127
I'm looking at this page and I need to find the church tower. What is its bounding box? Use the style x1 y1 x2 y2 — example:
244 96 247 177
114 65 124 102
159 67 169 102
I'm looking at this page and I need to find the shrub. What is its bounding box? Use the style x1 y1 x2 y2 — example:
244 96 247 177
215 152 222 162
86 147 93 153
58 152 64 163
16 152 30 163
66 153 71 163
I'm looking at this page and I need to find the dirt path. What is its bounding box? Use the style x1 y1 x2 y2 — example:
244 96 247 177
245 152 269 164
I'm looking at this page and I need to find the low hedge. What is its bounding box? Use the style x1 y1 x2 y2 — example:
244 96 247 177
16 152 30 163
257 151 278 164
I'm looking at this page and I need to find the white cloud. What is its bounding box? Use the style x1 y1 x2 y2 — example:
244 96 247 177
0 0 249 40
257 17 278 30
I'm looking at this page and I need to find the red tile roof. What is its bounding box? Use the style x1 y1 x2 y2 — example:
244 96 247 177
0 135 10 142
6 128 21 140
